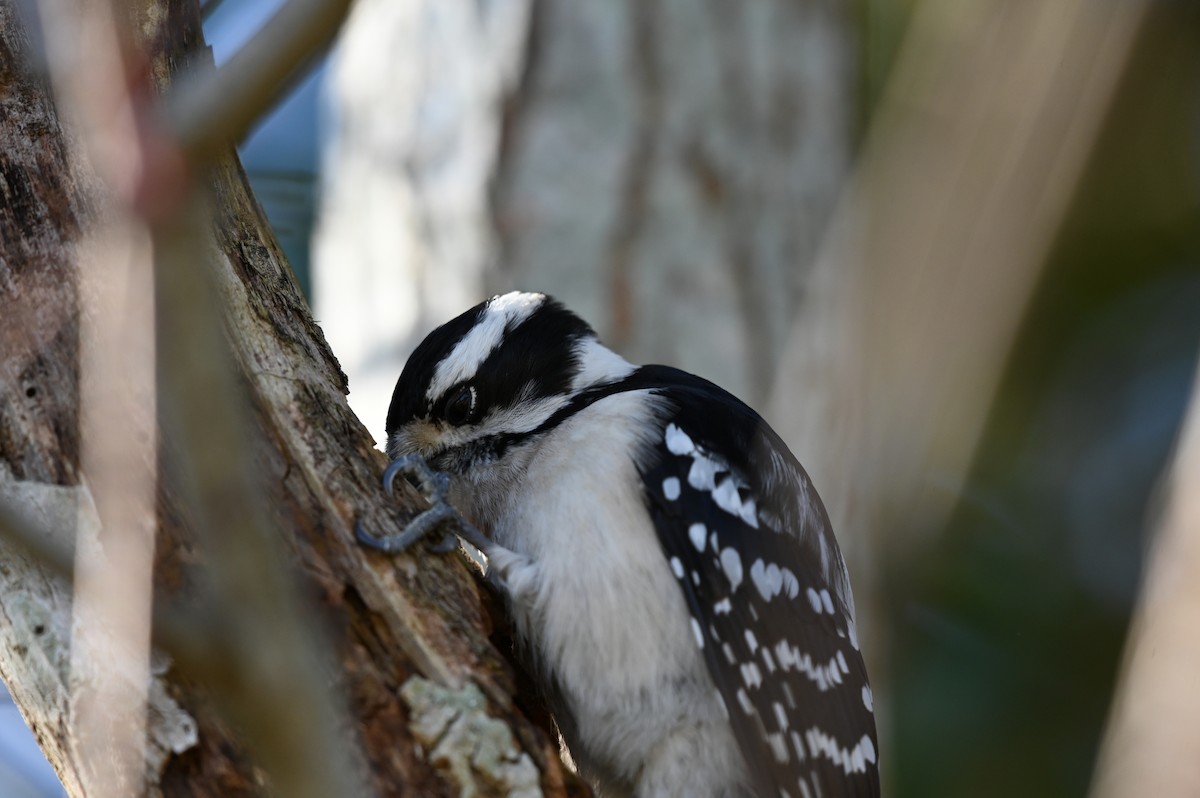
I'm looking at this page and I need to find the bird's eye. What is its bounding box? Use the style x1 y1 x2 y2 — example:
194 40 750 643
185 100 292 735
443 385 476 426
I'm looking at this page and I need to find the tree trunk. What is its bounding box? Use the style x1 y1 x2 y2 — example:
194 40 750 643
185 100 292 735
0 1 579 795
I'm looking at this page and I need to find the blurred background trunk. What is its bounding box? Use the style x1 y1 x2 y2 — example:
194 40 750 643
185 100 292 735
312 0 856 440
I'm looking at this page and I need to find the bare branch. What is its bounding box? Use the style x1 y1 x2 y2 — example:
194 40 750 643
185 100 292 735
166 0 352 159
1091 365 1200 795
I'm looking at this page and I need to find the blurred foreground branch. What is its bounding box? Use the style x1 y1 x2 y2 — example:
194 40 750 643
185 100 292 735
767 0 1152 776
1091 363 1200 795
0 0 581 794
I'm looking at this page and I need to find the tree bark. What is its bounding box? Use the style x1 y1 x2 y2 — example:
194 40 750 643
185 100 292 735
0 1 580 795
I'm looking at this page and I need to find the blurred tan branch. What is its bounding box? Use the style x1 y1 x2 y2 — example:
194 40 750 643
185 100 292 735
152 186 367 798
1091 364 1200 796
166 0 352 159
768 0 1151 780
29 0 361 792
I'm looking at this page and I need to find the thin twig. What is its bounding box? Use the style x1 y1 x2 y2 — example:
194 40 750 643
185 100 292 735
165 0 352 159
1091 361 1200 796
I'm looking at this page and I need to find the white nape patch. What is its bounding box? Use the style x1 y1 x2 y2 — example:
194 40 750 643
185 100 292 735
688 523 707 551
570 336 635 392
744 629 758 653
690 617 705 649
670 556 684 579
819 589 835 615
806 587 823 613
664 423 695 455
862 685 874 713
719 548 744 592
662 477 681 501
427 292 545 400
712 477 742 515
713 598 732 615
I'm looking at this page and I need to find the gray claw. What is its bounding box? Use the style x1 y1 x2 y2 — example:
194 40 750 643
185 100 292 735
358 454 492 555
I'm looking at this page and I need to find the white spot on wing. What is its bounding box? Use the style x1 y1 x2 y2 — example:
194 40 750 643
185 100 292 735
781 568 800 599
690 617 704 649
744 629 758 653
739 496 759 528
806 587 823 613
862 684 874 713
688 455 719 491
662 477 681 501
712 477 742 515
670 556 684 578
688 523 707 551
714 598 732 614
773 701 789 731
736 688 753 715
720 548 744 592
805 727 877 775
665 423 695 455
820 588 835 615
768 732 789 764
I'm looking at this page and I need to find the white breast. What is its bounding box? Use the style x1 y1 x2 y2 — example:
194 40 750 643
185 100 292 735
490 391 746 792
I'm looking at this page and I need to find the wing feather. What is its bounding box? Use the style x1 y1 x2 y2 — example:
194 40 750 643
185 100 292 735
637 369 880 797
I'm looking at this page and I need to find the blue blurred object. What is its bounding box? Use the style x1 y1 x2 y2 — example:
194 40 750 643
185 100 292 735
0 685 63 797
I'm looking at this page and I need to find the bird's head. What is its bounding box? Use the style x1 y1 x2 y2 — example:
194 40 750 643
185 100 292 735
384 292 633 521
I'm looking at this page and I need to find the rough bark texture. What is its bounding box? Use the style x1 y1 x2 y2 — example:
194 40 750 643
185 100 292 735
0 1 582 795
313 0 854 437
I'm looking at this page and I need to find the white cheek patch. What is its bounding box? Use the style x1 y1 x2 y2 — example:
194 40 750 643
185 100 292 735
427 292 546 401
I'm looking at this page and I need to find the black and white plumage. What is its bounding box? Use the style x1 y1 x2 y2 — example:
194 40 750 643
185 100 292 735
380 292 879 798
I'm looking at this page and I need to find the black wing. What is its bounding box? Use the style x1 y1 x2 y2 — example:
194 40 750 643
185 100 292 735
637 366 880 798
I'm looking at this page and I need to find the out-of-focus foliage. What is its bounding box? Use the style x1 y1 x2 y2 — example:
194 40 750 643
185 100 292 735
884 7 1200 797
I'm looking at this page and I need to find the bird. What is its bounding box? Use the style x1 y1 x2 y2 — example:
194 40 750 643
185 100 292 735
363 291 879 798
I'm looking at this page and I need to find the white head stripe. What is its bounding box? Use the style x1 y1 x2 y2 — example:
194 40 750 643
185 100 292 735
427 292 546 401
